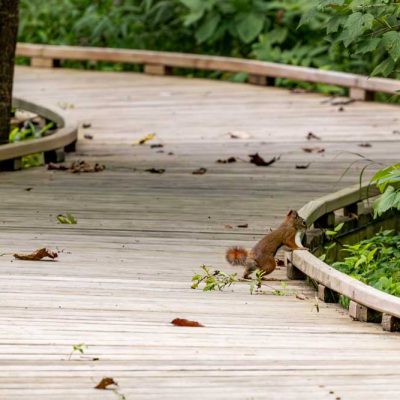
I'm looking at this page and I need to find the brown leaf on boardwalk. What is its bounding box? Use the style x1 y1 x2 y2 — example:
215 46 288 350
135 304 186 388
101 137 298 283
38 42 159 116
276 259 285 266
82 122 92 129
192 167 207 175
145 168 165 174
14 248 58 261
217 157 237 164
296 293 307 300
71 161 105 173
47 161 104 173
224 224 233 229
83 133 93 140
171 318 204 327
295 163 310 169
249 153 279 167
302 147 325 154
306 132 320 140
150 144 164 148
358 142 372 148
237 223 248 228
95 377 118 390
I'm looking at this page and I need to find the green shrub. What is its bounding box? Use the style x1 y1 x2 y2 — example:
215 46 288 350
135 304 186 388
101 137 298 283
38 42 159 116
332 230 400 297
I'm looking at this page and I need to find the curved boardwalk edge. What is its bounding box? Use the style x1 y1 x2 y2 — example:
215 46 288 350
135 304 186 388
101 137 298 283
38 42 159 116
16 43 400 97
0 97 78 162
291 184 400 327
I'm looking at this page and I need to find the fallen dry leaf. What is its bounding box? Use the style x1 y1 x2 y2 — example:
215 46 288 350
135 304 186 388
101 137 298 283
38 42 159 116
83 133 93 140
358 142 372 148
276 259 285 266
134 133 156 145
224 224 233 229
71 161 105 173
306 132 320 140
217 157 237 164
192 167 207 175
171 318 204 327
14 248 58 261
295 163 310 169
150 144 164 148
338 106 345 112
168 152 174 156
25 187 33 191
237 223 248 228
145 168 165 174
95 377 118 390
82 122 91 129
296 293 307 300
228 131 251 139
249 153 279 166
47 161 105 173
302 147 325 154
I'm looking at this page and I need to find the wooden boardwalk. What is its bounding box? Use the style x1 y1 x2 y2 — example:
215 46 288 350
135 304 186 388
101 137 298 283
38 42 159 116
1 66 399 399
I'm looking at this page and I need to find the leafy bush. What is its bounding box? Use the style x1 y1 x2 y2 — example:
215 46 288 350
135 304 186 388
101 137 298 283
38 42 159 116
371 163 400 217
315 0 400 77
332 230 400 297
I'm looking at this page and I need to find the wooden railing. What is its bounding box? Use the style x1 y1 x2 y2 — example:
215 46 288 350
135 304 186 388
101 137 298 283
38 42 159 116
287 185 400 332
16 43 400 101
1 97 78 169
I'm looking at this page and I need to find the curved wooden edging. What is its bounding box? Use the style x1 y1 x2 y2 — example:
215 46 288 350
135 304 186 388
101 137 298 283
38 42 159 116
16 43 400 97
1 97 78 162
292 184 400 320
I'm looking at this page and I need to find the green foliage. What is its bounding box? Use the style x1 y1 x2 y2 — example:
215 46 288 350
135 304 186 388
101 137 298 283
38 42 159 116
332 230 400 297
316 0 400 77
249 269 266 294
68 343 87 360
9 121 55 169
191 265 237 291
371 163 400 217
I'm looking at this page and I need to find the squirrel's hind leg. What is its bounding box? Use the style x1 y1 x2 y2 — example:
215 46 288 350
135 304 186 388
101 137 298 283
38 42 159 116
260 256 277 279
242 259 258 279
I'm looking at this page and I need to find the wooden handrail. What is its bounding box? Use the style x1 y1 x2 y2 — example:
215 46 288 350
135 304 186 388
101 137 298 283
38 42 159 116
292 184 400 324
0 97 78 162
16 43 400 97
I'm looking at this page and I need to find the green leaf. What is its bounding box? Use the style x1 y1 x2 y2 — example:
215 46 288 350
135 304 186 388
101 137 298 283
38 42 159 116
373 186 398 217
236 12 264 44
371 57 395 77
341 12 374 47
382 31 400 62
355 38 381 54
195 13 220 43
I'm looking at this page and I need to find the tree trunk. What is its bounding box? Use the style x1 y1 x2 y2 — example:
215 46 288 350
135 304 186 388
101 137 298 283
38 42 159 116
0 0 19 144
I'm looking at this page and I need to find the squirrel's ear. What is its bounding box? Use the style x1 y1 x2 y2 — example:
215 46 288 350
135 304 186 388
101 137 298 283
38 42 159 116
287 209 298 217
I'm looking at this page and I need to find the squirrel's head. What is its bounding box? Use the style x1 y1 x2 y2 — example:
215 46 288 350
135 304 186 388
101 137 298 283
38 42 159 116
286 210 307 230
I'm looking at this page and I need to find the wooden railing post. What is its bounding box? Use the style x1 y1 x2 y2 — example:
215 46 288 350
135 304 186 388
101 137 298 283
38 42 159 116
144 64 172 76
349 87 374 101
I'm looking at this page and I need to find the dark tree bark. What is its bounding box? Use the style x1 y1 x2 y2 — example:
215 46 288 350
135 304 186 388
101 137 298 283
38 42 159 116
0 0 19 144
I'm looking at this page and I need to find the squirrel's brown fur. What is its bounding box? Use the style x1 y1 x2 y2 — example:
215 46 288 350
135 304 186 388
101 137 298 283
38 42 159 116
226 210 307 279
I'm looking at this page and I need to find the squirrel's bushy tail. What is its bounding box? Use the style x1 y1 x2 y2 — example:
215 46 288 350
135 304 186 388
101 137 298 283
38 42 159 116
226 246 248 266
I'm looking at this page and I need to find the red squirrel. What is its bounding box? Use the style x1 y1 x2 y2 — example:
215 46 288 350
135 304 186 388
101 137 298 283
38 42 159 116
226 210 307 279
